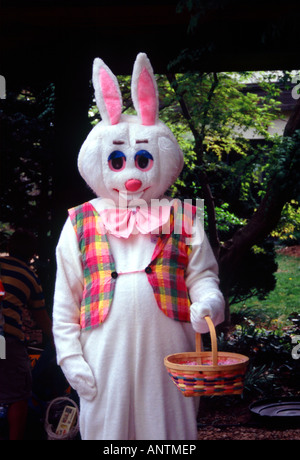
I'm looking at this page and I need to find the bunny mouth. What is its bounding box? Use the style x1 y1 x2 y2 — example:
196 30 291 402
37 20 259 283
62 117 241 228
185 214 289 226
113 186 150 196
112 187 151 204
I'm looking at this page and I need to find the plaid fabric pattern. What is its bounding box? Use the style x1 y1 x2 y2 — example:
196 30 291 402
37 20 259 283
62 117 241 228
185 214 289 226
147 201 196 322
69 200 196 329
69 202 117 330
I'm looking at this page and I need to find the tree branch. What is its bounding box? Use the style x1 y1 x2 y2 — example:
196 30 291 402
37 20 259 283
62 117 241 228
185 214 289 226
166 73 202 145
200 72 219 148
166 72 221 258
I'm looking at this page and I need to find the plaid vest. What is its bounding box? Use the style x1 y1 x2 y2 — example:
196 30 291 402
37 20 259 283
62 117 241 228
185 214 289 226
69 200 196 330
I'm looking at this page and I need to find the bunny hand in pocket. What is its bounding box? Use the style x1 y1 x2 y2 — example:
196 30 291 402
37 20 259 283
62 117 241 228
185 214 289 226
60 355 97 401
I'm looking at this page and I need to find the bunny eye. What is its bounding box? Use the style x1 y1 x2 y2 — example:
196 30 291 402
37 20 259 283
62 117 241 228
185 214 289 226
134 150 154 171
108 151 126 171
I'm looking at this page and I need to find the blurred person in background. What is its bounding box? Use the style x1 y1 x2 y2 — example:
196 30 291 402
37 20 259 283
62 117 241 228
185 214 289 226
0 229 52 440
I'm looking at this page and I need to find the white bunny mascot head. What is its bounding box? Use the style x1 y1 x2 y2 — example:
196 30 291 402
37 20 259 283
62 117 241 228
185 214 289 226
78 53 183 206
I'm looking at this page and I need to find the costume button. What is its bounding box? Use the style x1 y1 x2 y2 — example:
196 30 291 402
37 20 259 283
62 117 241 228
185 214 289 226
111 271 118 279
145 266 152 274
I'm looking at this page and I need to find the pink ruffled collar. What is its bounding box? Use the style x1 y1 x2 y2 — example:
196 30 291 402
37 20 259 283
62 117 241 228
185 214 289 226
99 204 171 238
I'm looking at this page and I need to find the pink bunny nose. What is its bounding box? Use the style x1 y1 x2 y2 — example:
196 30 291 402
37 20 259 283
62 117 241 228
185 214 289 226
125 179 142 192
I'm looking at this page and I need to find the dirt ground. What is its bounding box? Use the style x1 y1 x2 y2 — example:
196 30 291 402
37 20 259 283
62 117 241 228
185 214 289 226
276 245 300 257
197 396 300 440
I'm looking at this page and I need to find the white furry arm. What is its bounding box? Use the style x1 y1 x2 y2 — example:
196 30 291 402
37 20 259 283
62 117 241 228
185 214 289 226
53 218 84 363
186 219 225 333
53 218 97 400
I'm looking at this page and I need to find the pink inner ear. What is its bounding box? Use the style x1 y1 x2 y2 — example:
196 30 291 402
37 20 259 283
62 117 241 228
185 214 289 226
138 67 157 125
99 68 121 125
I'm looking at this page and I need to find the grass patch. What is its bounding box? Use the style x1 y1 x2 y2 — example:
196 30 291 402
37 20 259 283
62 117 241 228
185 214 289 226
224 251 300 398
232 252 300 323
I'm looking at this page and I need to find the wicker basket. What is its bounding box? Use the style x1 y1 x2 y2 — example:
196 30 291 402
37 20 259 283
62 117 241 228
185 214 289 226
44 397 79 440
164 316 249 397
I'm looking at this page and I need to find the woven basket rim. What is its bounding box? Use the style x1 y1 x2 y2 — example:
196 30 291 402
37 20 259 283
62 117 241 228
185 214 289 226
164 351 249 372
45 396 79 440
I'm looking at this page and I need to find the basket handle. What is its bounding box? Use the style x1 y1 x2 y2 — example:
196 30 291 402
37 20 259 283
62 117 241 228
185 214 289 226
195 316 218 366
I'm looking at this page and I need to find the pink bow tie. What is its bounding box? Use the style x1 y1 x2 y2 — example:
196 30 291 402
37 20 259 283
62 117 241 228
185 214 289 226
99 205 171 238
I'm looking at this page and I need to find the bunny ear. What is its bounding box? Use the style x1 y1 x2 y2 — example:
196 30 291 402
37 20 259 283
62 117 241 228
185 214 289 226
92 58 122 125
131 53 159 126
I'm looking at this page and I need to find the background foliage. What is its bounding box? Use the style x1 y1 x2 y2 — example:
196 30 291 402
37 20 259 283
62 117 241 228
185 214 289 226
1 70 299 322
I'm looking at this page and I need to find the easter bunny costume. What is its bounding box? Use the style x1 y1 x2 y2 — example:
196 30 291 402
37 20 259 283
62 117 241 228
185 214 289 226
53 53 224 440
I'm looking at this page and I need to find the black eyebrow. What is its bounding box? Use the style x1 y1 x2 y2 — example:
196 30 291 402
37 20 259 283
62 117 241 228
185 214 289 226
136 139 148 144
113 140 125 145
